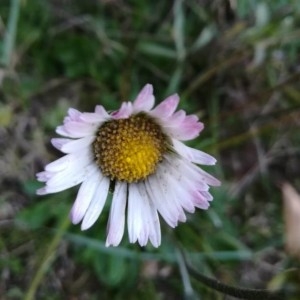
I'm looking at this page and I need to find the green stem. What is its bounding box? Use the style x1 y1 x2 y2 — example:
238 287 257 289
24 216 70 300
175 248 195 299
182 251 285 300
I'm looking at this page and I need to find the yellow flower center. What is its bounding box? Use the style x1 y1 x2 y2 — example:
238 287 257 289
93 113 169 182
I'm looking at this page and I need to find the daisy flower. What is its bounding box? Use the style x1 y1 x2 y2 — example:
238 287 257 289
36 84 220 247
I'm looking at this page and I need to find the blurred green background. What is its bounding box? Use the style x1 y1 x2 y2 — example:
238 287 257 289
1 0 300 299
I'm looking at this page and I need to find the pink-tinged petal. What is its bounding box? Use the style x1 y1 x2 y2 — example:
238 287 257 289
172 139 217 165
191 191 210 209
165 109 186 125
95 105 110 118
80 175 110 230
199 191 213 201
188 162 221 187
36 187 49 195
150 94 179 118
63 121 98 138
63 110 80 124
179 115 203 135
51 138 71 151
166 117 204 141
36 171 53 182
69 167 101 224
56 125 72 138
80 112 108 124
111 102 133 119
106 182 127 247
133 84 155 112
57 123 96 138
68 108 81 120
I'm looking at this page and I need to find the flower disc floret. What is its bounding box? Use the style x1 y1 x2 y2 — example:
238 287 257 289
93 113 168 182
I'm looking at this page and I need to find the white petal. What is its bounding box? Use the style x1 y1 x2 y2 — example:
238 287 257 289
128 182 162 247
45 153 75 172
138 183 161 247
81 175 110 230
37 164 95 195
145 176 174 227
46 150 93 187
163 154 210 191
146 171 184 227
106 181 127 247
188 162 221 186
159 160 196 213
127 183 144 244
155 163 187 221
166 173 195 213
59 136 95 153
172 139 217 165
70 167 101 224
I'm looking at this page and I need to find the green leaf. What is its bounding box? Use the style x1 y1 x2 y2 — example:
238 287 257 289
137 42 177 59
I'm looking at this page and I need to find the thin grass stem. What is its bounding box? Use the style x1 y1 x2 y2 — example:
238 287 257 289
24 215 70 300
1 0 21 67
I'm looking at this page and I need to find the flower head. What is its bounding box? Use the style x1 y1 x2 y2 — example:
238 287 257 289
36 84 220 247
